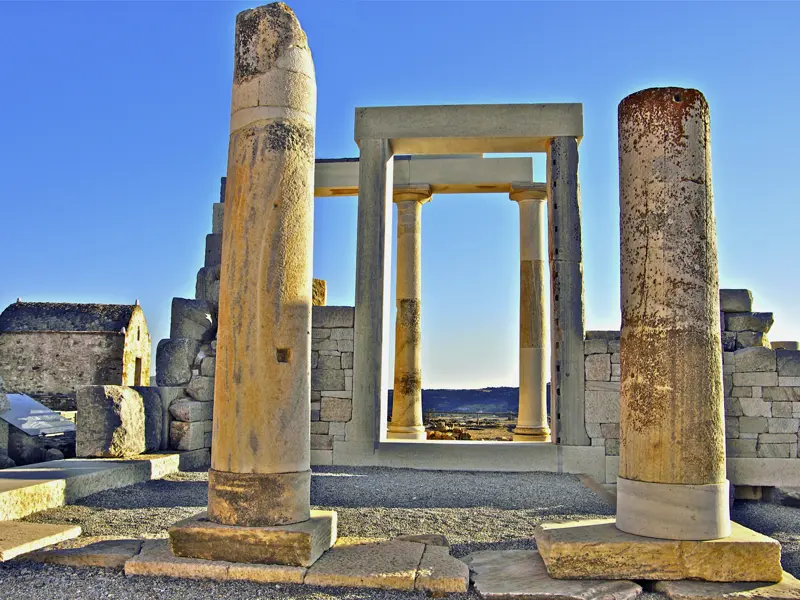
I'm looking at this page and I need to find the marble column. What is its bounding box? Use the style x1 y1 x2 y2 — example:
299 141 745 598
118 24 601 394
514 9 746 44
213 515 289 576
208 3 316 528
616 87 730 540
510 186 550 442
388 185 431 440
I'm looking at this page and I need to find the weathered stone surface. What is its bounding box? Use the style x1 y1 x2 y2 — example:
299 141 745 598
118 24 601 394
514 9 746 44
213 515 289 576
585 331 620 341
727 439 757 457
726 417 740 438
170 400 213 423
43 448 64 461
312 306 354 329
169 510 336 567
76 386 145 458
205 233 222 268
0 521 81 561
0 375 9 413
758 443 797 458
415 544 469 594
734 348 776 373
304 538 424 590
722 332 738 352
655 571 800 600
463 549 642 600
726 313 774 334
740 398 772 418
170 298 216 342
321 397 352 422
763 387 800 402
778 350 800 377
170 421 204 451
125 539 228 579
740 417 769 434
312 279 327 307
773 342 800 351
585 354 611 382
131 386 163 452
768 418 799 434
227 562 306 583
585 340 608 355
585 390 620 423
535 519 782 582
312 369 345 391
396 534 449 547
186 376 215 402
726 397 744 417
734 372 778 387
25 538 143 568
737 332 770 349
311 434 333 450
195 265 221 304
720 290 753 314
772 403 794 418
200 357 216 377
156 338 200 386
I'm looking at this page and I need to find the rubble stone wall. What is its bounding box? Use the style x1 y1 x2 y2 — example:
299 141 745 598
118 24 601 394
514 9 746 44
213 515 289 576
584 289 800 463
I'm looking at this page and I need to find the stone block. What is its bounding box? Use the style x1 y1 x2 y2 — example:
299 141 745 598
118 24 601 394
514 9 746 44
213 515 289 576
0 521 82 561
720 289 753 313
605 439 619 456
312 338 338 351
585 331 621 341
728 439 757 457
156 338 200 386
584 339 608 355
131 386 163 452
726 417 740 438
733 387 753 398
758 443 797 459
740 398 771 418
170 421 205 451
773 341 800 350
585 390 620 423
600 423 619 438
311 449 333 465
740 417 769 434
655 571 800 600
169 399 213 423
777 350 800 377
312 328 330 339
726 312 774 334
186 376 215 402
76 386 146 458
311 434 333 450
338 339 354 352
734 372 778 387
608 340 620 354
227 562 306 584
781 377 800 386
463 549 642 600
726 397 744 417
585 381 620 392
211 202 224 234
169 510 336 567
312 369 345 391
342 352 353 369
317 354 341 370
312 306 354 328
312 278 327 306
321 397 352 422
772 403 794 418
724 352 735 365
311 421 329 435
763 387 800 402
722 332 738 352
415 544 469 594
331 327 354 341
734 348 776 373
200 357 216 377
305 538 424 590
585 354 611 382
170 298 216 342
329 421 346 438
205 233 222 267
535 519 782 582
25 538 143 568
737 332 770 350
125 539 228 579
195 265 221 304
585 423 603 438
768 418 799 434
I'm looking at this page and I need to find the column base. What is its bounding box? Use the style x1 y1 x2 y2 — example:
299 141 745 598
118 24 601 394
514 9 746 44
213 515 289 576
169 509 337 567
512 426 551 442
387 425 427 441
208 469 310 526
616 476 731 540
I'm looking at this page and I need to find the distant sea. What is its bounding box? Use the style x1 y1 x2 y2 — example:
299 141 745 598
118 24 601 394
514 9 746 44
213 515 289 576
388 385 551 415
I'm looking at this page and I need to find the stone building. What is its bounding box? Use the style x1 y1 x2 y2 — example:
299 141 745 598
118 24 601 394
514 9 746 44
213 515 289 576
0 301 151 411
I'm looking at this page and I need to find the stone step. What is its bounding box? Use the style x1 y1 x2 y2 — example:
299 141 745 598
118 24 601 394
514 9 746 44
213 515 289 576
0 521 81 561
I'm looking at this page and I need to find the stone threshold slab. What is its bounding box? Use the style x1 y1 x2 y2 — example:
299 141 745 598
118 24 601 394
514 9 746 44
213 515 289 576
125 536 468 593
535 518 783 582
0 449 210 521
0 521 81 561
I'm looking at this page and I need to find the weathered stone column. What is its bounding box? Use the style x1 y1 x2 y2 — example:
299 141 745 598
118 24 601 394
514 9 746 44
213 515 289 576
388 186 431 441
547 137 589 446
617 87 730 540
208 3 315 527
510 186 550 442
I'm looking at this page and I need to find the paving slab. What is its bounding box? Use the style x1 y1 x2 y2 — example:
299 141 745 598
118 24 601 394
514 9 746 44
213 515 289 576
397 533 450 547
414 544 469 594
462 549 642 600
655 572 800 600
24 538 142 568
304 537 425 590
0 521 81 561
535 518 782 582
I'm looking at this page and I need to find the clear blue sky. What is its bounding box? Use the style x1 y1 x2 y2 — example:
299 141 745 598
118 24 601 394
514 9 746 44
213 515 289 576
1 1 798 388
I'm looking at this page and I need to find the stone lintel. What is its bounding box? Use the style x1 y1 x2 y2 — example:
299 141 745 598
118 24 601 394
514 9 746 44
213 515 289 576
510 182 548 201
168 510 336 568
393 184 432 203
535 518 783 583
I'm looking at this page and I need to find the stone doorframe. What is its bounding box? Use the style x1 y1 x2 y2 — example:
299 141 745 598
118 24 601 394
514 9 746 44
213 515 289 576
350 104 589 449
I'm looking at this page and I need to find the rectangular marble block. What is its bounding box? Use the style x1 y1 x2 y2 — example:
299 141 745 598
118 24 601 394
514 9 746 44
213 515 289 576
535 518 782 582
168 510 336 567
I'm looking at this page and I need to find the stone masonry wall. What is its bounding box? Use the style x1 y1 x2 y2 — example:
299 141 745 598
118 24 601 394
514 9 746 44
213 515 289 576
584 289 800 463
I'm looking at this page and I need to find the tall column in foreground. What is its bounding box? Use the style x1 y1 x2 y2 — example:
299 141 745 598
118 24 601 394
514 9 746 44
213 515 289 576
209 3 316 527
511 186 550 442
616 87 730 540
388 186 431 440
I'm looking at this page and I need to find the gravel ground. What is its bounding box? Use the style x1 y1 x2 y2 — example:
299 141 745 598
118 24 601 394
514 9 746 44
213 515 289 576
1 466 799 599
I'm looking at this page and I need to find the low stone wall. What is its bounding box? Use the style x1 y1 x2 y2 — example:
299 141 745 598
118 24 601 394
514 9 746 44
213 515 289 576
585 289 800 477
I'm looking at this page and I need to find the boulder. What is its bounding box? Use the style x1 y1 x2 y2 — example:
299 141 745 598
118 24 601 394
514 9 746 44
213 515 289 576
76 386 145 458
44 448 65 462
156 338 200 386
170 298 216 342
719 289 753 313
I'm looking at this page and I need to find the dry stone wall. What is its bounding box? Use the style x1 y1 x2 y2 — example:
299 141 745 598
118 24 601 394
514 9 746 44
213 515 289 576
585 289 800 462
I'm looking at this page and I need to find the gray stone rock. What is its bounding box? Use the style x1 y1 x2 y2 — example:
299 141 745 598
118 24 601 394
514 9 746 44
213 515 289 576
170 298 216 342
131 386 163 452
212 202 225 235
200 357 216 377
758 443 797 458
584 339 608 355
778 350 800 377
585 354 611 382
737 332 770 349
312 369 345 391
186 376 215 402
719 289 753 313
721 331 738 352
726 312 774 333
734 347 776 372
762 387 800 402
0 453 15 469
156 338 200 386
44 448 64 462
312 306 354 328
170 399 213 423
727 438 757 457
8 428 46 465
76 386 145 458
170 421 204 451
205 233 222 267
195 265 221 304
